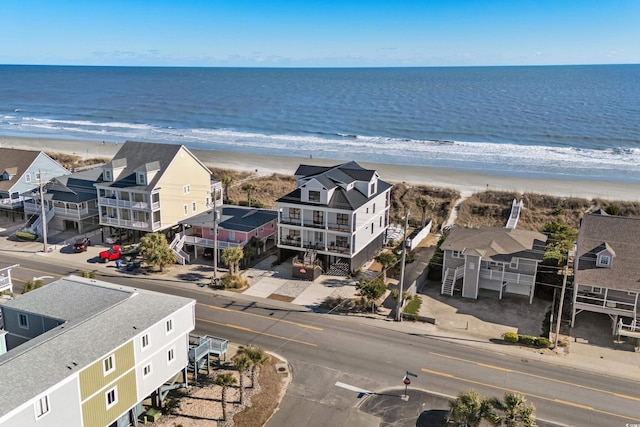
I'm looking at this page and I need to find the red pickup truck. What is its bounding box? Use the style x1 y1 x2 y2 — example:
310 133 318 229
99 244 140 262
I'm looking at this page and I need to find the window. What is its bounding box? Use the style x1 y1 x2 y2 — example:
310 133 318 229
336 236 348 248
314 231 323 244
183 204 188 215
290 229 300 239
183 184 190 194
105 387 118 409
141 334 149 349
599 255 610 266
143 363 152 377
104 170 112 181
370 182 376 194
166 318 174 334
103 355 115 375
18 313 29 329
336 213 348 226
592 287 603 294
371 222 374 234
451 250 463 259
35 395 50 418
35 172 41 182
373 203 376 214
510 259 519 269
308 190 320 202
25 173 31 183
379 217 382 227
192 201 197 212
137 173 146 185
289 208 300 219
167 347 175 363
313 210 323 225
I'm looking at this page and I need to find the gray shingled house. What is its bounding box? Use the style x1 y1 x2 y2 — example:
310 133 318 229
572 213 640 336
441 227 547 303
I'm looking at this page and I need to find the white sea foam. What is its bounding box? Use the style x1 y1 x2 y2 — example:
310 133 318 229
1 115 638 182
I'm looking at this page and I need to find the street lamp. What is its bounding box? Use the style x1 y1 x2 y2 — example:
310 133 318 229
396 210 409 322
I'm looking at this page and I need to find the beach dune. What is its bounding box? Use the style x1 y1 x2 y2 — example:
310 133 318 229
2 135 639 202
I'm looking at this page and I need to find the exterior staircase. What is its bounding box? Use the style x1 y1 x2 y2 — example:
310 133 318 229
441 266 463 296
505 198 523 229
170 233 190 265
26 207 54 236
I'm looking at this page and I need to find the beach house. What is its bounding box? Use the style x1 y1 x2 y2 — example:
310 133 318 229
0 148 69 220
571 213 640 336
95 141 218 240
276 161 392 276
441 227 547 303
0 275 195 427
176 205 278 264
22 167 102 235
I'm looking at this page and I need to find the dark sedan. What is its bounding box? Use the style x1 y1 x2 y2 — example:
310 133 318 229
73 237 91 253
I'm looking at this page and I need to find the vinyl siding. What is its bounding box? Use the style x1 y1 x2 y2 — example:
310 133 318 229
81 370 137 427
79 341 135 401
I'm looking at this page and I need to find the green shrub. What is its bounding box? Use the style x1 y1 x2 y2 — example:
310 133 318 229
222 274 248 289
502 332 519 343
403 295 422 315
535 337 551 348
16 230 38 241
519 335 536 346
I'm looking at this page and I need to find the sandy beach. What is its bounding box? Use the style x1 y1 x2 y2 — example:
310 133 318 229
2 135 639 202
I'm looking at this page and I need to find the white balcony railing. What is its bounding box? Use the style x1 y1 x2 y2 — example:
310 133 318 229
479 269 535 286
99 197 150 210
183 235 246 250
102 217 152 230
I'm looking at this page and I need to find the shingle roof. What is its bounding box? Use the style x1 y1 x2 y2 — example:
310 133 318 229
0 276 195 417
442 227 547 262
179 206 277 233
97 141 210 191
280 161 391 210
41 167 103 203
575 214 640 291
0 148 40 191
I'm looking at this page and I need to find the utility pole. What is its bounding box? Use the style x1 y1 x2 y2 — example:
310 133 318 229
554 264 569 349
39 170 48 253
396 210 409 322
211 186 220 281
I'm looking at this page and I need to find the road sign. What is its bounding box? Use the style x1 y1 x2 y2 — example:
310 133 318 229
403 376 410 385
406 371 418 378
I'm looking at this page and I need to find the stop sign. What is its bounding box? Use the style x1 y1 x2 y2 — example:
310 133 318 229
403 376 410 385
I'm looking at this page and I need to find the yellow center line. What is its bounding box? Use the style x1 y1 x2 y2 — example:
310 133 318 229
197 303 323 331
430 352 640 402
420 368 640 422
196 317 317 347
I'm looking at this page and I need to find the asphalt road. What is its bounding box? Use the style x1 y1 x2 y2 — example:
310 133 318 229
3 255 640 426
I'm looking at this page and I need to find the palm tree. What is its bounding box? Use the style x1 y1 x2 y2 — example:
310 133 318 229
491 393 536 427
221 246 244 275
416 196 433 228
237 345 269 388
375 251 397 282
234 354 251 405
140 232 176 272
221 176 233 203
215 373 237 421
241 183 257 207
447 390 496 427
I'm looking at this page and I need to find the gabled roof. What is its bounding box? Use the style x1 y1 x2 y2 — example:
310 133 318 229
0 276 194 418
40 167 103 203
97 141 210 191
280 161 391 210
442 227 547 262
575 214 640 291
0 148 41 191
179 206 277 233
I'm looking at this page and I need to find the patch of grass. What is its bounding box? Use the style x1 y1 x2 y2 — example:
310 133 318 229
267 294 296 303
403 295 422 315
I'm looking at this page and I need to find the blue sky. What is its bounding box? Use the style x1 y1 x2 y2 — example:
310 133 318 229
1 0 638 67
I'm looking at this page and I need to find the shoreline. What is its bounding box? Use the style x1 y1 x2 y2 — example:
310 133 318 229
2 135 640 202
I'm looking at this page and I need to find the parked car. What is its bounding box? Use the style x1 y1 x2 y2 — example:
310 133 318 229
203 247 213 258
73 237 91 253
104 231 133 245
99 244 140 263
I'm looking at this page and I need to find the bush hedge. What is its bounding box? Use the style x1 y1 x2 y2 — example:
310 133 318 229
535 337 551 348
502 332 519 343
519 335 537 346
16 230 38 241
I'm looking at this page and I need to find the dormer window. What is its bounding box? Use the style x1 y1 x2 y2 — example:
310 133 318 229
308 190 320 203
137 173 146 185
597 254 611 267
104 170 112 181
370 182 376 194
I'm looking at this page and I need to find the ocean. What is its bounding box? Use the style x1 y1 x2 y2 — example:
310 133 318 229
0 64 639 182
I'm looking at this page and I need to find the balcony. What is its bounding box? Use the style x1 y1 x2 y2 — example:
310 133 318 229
99 196 151 210
102 216 152 231
575 292 636 315
183 235 246 250
280 237 302 247
326 222 351 232
302 220 326 230
479 269 535 286
280 217 302 226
